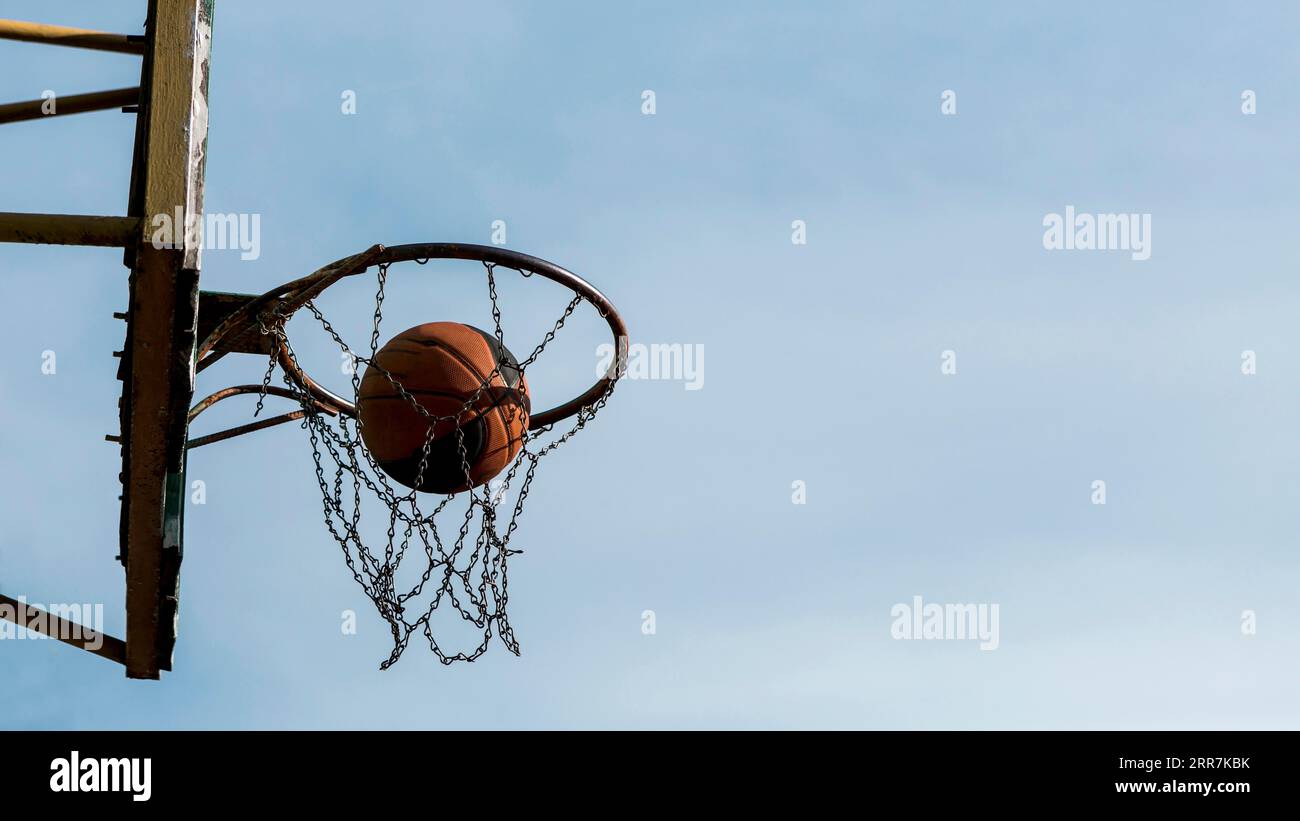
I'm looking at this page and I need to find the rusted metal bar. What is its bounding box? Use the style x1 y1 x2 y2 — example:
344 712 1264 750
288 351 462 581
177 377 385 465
0 19 143 55
187 411 319 449
0 212 140 247
0 593 127 667
187 384 340 449
0 87 139 125
189 385 339 422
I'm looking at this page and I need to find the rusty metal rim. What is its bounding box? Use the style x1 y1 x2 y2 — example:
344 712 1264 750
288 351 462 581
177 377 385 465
196 243 628 432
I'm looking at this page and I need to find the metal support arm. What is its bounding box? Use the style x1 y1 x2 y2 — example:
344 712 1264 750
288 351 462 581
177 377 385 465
0 18 144 55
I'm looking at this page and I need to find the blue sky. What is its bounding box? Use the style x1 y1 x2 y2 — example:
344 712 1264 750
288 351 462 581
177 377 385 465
2 0 1298 728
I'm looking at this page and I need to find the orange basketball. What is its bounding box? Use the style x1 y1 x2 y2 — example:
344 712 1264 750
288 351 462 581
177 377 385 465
357 322 530 494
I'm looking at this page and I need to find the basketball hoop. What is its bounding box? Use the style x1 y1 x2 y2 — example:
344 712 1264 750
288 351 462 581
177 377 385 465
189 244 628 667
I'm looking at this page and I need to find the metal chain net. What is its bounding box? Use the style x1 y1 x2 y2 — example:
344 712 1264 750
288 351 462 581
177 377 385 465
253 260 617 668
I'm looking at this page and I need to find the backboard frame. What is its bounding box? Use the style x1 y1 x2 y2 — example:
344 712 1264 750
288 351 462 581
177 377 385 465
0 5 214 677
117 0 213 679
0 4 211 677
